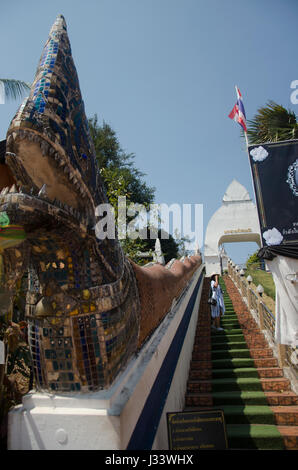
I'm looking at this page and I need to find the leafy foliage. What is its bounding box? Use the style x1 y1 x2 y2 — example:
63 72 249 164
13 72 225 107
89 114 155 206
90 115 157 263
246 101 298 144
89 116 129 169
0 79 30 101
246 251 261 269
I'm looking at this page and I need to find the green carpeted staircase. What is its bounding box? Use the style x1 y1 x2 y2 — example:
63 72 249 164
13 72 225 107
185 275 298 450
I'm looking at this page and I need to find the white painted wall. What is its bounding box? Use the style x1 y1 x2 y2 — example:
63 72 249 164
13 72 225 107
152 271 203 449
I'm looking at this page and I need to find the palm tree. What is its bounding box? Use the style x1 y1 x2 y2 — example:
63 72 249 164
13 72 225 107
0 79 30 102
0 79 30 178
246 100 298 144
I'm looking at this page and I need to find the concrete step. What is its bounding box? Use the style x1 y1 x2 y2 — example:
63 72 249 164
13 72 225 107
187 377 290 393
265 391 298 406
192 347 274 361
217 405 275 425
210 328 256 338
253 357 279 368
189 367 284 380
260 377 291 393
257 367 284 378
227 423 298 450
245 339 268 349
183 405 298 428
271 406 298 425
193 341 248 352
223 405 298 426
185 391 298 408
248 348 274 359
190 356 279 370
277 426 298 450
194 338 268 350
211 333 245 343
226 424 284 449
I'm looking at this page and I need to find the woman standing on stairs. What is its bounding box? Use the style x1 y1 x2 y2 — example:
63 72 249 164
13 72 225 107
210 273 225 331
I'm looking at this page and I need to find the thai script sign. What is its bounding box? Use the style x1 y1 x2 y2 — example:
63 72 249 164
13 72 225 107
167 410 228 450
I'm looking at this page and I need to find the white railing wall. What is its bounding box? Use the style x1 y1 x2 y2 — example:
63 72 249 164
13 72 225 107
227 260 298 386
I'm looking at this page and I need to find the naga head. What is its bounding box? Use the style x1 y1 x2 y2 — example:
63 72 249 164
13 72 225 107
0 15 140 392
6 15 106 222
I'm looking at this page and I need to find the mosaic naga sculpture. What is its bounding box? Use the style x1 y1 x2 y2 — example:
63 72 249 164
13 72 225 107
0 15 201 393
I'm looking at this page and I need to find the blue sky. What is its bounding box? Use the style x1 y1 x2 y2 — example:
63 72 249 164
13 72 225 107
1 0 297 264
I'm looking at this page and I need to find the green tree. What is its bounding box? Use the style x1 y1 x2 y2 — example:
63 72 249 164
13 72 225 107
246 250 260 269
88 115 155 206
89 115 128 169
89 115 155 263
246 101 298 144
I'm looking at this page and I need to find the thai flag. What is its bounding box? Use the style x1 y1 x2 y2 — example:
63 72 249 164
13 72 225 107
228 87 247 133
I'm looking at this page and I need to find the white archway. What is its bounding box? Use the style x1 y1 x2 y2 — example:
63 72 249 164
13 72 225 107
204 180 261 276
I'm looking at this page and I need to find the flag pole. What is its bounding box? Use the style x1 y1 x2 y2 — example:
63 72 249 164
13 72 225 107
244 129 249 148
235 84 249 148
235 86 262 236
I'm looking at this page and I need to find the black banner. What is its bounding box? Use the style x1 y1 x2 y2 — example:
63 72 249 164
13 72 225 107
248 140 298 259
